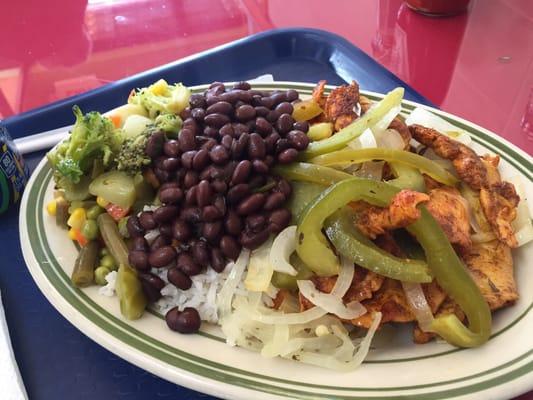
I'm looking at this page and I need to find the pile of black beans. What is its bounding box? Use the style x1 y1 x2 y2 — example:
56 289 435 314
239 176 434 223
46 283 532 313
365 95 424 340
126 81 310 333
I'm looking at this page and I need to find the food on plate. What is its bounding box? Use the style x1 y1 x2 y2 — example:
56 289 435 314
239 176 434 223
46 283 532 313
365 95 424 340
45 79 532 370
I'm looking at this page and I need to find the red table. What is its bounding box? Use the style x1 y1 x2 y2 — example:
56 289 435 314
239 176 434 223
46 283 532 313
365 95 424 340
1 0 531 399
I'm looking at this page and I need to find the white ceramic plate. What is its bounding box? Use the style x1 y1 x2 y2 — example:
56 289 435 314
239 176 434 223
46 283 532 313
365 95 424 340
20 82 533 400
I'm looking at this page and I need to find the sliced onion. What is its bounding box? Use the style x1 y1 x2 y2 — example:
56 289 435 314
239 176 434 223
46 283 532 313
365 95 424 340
348 127 377 150
510 176 533 247
253 306 327 325
330 257 354 298
374 104 402 132
297 280 366 320
374 128 405 150
269 226 298 276
217 249 250 320
353 161 384 181
401 282 434 332
244 240 273 292
261 324 289 358
471 231 497 243
405 107 472 146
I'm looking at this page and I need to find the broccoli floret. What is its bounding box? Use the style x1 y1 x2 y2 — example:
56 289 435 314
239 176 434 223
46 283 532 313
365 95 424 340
47 106 121 184
115 133 151 175
128 79 191 118
154 113 182 137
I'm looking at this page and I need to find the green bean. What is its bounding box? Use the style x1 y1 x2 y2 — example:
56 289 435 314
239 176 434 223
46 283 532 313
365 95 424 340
97 213 129 267
71 241 99 287
55 197 70 228
116 264 147 320
118 216 130 238
94 266 111 285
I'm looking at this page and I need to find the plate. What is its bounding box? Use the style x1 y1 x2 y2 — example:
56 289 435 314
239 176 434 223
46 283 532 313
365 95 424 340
19 82 533 400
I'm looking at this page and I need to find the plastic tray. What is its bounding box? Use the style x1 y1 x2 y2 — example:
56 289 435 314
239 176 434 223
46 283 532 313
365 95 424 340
2 28 431 399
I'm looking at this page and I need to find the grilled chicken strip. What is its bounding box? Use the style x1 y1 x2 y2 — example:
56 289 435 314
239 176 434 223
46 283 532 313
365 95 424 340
409 124 519 247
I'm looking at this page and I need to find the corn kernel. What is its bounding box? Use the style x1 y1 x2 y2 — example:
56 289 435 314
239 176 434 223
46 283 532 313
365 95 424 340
46 200 57 216
150 79 168 96
68 228 78 241
67 208 86 230
96 196 109 208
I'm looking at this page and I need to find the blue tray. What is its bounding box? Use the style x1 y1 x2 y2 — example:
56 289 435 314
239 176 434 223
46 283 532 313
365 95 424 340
2 28 431 400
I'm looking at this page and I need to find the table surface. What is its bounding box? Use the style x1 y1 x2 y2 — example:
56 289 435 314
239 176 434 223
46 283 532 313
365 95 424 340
1 0 532 399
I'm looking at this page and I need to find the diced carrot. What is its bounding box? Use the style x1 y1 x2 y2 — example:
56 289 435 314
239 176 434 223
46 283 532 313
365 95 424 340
107 114 122 128
72 228 89 247
105 203 130 221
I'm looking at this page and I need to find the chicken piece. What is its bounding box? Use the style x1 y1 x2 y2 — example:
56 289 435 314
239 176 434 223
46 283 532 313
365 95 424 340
355 189 430 239
324 81 360 131
312 80 327 108
410 125 519 248
409 124 487 190
479 155 519 248
299 266 385 311
425 186 472 254
413 297 465 344
463 240 518 310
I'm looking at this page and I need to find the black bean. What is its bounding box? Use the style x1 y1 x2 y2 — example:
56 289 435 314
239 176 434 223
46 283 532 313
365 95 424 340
235 104 256 122
277 148 299 164
239 228 270 250
163 140 180 157
189 93 206 108
231 133 249 159
196 180 212 207
166 307 201 333
219 91 239 104
227 183 251 205
181 150 196 169
264 131 280 152
293 121 309 133
191 107 205 122
264 192 286 211
276 113 294 134
248 133 266 159
183 171 199 189
126 215 144 237
172 219 191 241
275 102 294 115
178 253 202 276
246 213 267 232
180 207 202 223
245 119 256 131
233 81 251 90
139 211 157 230
206 95 220 107
219 123 234 137
149 246 177 268
236 90 253 103
248 174 266 189
213 196 227 215
131 236 148 251
221 134 233 150
129 250 149 271
206 101 233 115
167 267 192 290
150 235 170 251
286 89 299 102
203 126 219 139
211 179 228 193
287 130 310 150
231 160 252 185
236 193 266 216
184 185 197 206
179 108 192 121
209 81 226 91
254 106 270 117
159 223 173 238
182 117 199 134
224 211 243 236
265 155 275 167
160 181 179 191
276 179 292 197
252 159 269 174
260 96 275 109
255 117 272 136
159 187 183 204
205 113 230 128
188 149 207 171
210 247 226 272
252 95 262 107
202 221 223 243
232 123 249 136
145 131 166 159
154 205 180 224
276 138 291 155
178 128 197 152
268 208 292 233
154 168 170 183
220 235 241 260
192 240 210 267
139 272 165 302
202 205 223 222
270 92 287 105
209 145 229 165
162 157 180 171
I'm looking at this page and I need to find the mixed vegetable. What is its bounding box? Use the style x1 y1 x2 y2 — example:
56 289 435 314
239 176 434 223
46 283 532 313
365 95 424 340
45 78 532 371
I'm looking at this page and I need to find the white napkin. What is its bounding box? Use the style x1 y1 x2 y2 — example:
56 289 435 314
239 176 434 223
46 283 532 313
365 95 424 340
0 294 28 400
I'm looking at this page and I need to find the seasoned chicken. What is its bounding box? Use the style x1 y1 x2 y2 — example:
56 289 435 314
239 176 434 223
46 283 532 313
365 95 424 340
463 240 518 310
355 189 430 239
324 81 360 131
312 80 327 108
410 124 519 248
479 155 520 248
425 186 472 254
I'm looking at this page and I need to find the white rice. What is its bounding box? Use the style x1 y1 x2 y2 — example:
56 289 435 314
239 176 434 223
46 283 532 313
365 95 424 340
99 271 117 297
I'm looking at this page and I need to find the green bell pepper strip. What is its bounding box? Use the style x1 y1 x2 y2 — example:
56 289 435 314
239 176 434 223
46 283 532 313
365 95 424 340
407 208 491 347
388 162 426 192
309 148 458 186
300 88 404 160
298 177 491 347
273 162 352 186
324 208 432 283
